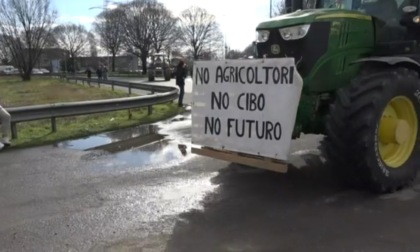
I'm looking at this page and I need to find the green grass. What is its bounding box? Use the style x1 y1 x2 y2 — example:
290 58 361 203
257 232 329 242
0 76 182 148
0 76 129 106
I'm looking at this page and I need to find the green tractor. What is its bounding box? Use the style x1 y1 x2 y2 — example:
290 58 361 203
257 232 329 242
147 53 172 81
255 0 420 193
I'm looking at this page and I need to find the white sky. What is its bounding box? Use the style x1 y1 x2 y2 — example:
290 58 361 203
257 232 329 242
54 0 273 51
159 0 272 51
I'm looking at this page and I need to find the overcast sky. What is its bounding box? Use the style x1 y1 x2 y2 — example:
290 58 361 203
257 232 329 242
52 0 273 51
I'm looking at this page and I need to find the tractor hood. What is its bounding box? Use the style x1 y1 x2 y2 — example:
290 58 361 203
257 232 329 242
256 8 371 29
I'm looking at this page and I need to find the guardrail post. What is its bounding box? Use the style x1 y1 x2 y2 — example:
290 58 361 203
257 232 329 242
147 88 154 115
51 117 57 132
111 81 114 91
128 83 132 95
11 122 17 139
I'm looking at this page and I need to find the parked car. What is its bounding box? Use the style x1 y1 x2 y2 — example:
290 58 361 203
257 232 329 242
0 65 15 75
32 68 44 74
4 68 19 75
39 68 50 74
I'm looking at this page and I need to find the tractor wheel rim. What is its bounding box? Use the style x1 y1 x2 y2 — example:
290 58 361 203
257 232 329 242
378 96 418 168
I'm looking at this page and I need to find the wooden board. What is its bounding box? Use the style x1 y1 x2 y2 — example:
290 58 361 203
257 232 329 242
191 147 288 173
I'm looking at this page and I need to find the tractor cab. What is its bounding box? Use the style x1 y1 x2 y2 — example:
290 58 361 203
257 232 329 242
147 53 172 81
282 0 420 42
255 0 420 81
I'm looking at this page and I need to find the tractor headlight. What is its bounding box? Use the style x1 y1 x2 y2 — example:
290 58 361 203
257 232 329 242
256 30 270 42
279 24 311 40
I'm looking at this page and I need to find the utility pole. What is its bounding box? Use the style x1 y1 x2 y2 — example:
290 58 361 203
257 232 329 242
270 0 272 18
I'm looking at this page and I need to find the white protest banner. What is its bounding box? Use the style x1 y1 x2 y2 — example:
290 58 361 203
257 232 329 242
191 58 303 161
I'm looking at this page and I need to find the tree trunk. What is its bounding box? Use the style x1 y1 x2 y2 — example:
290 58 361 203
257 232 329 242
141 55 148 75
194 48 199 60
22 71 31 81
112 52 116 72
73 57 76 75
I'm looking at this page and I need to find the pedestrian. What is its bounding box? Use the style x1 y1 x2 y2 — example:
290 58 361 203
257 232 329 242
175 60 187 107
96 67 102 80
103 66 108 80
0 104 11 150
85 68 92 85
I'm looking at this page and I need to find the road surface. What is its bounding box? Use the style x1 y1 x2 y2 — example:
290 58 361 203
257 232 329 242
107 76 193 105
2 78 420 251
2 108 420 251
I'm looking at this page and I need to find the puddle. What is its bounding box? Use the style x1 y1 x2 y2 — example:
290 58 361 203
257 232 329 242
56 124 159 151
110 140 188 168
57 111 195 169
57 135 113 150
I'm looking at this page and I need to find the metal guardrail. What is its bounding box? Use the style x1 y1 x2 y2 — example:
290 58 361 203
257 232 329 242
7 75 179 139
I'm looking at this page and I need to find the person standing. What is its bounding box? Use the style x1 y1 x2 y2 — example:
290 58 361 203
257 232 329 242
175 60 187 107
85 68 92 85
0 104 11 150
96 67 102 80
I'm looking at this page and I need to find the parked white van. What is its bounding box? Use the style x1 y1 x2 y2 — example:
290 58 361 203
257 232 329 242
0 65 15 74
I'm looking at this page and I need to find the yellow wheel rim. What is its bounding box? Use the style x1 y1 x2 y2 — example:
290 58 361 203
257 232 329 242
378 96 418 168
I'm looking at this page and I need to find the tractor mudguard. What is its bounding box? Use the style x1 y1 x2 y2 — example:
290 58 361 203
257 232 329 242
351 56 420 74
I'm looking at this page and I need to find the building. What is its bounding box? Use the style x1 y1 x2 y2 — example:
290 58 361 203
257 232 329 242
76 54 139 72
32 48 139 73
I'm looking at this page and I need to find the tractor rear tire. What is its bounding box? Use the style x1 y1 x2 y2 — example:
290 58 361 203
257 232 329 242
164 71 171 81
322 66 420 193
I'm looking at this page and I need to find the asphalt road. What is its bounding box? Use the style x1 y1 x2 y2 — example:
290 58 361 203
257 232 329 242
2 78 420 251
106 76 193 105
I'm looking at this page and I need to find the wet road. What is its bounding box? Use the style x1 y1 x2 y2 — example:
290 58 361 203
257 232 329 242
2 112 420 251
107 76 193 105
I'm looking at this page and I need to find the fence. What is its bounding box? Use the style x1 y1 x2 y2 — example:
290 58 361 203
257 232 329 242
7 75 179 139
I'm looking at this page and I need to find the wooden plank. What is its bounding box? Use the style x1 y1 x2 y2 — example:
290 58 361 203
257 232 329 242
191 147 288 173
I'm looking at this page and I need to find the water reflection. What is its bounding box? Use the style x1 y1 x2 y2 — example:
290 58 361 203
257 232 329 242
58 124 160 151
105 124 159 141
57 112 194 169
113 140 186 168
56 135 112 150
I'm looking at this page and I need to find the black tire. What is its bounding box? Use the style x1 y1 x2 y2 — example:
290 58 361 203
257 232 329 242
164 69 171 81
322 66 420 193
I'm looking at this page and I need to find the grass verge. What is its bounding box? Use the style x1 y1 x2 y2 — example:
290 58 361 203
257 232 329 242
0 76 129 106
0 76 182 149
11 103 182 149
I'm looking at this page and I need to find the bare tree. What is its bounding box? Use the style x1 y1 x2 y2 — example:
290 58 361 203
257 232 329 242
161 25 183 59
226 48 244 59
0 34 12 64
120 0 155 74
52 23 91 73
149 3 178 54
242 43 255 58
0 0 57 81
178 6 223 60
88 32 98 57
272 0 287 16
94 7 125 71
